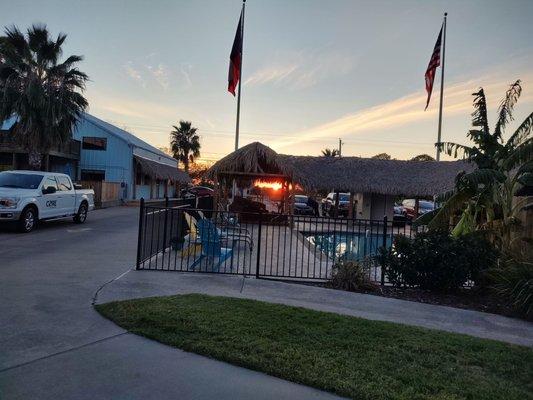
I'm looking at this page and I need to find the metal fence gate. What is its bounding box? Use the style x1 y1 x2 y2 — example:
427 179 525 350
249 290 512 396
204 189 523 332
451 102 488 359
135 199 425 284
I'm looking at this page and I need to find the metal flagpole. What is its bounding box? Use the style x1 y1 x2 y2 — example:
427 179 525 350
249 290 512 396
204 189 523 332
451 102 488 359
436 12 447 161
234 0 246 151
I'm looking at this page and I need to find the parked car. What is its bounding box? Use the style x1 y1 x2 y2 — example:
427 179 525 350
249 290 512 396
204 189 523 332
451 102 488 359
293 195 315 216
401 199 435 220
321 192 351 217
0 171 95 232
180 185 214 198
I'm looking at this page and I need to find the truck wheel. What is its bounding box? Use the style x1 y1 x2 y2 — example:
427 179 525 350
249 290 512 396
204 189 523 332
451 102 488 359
74 203 88 224
18 206 37 233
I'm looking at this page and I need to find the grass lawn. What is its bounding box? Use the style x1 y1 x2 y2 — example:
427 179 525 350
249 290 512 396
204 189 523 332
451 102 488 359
96 294 533 400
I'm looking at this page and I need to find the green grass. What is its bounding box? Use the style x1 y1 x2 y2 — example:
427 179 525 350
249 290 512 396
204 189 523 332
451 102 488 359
96 294 533 400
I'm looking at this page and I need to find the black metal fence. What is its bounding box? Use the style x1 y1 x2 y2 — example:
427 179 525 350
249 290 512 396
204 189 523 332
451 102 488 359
136 199 428 284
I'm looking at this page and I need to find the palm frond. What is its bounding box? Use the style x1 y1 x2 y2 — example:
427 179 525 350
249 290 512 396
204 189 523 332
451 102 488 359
459 168 506 188
494 80 521 141
506 112 533 150
504 137 533 170
438 142 474 159
470 88 490 141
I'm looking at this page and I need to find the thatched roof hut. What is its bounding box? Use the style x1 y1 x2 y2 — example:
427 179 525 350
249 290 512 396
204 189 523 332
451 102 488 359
205 142 295 186
280 155 472 197
206 142 472 197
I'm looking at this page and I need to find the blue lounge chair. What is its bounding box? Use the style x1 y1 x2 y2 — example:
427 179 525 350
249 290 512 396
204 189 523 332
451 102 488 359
190 219 234 272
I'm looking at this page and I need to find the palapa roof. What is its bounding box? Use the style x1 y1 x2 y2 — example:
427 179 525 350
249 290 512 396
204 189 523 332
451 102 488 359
206 142 472 197
205 142 293 181
134 155 191 183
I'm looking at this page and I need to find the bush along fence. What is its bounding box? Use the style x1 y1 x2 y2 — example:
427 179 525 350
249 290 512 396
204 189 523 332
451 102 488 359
134 198 449 285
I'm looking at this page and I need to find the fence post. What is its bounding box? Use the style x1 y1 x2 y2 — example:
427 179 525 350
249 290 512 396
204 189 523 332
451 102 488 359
381 215 388 286
162 196 169 254
136 198 145 270
255 212 263 279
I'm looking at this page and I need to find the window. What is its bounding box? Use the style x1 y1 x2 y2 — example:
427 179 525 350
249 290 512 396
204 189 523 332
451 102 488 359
42 177 58 193
82 137 107 151
81 170 105 181
0 172 43 189
56 176 72 191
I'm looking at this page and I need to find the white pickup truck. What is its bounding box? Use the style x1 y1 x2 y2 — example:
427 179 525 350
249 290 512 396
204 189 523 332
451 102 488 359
0 170 95 233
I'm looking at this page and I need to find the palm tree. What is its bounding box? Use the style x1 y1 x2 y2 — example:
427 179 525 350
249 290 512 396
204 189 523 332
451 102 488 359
170 120 200 172
422 80 532 252
0 24 88 170
321 148 339 157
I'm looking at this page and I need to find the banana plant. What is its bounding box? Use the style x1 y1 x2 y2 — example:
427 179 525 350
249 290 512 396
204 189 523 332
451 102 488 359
418 80 533 252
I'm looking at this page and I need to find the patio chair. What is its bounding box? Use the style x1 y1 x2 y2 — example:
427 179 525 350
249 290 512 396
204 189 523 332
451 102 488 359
192 211 253 251
190 219 234 272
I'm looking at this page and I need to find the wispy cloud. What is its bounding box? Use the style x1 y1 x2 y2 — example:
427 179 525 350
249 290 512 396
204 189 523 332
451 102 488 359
123 62 145 87
147 63 170 90
271 68 533 150
179 63 193 89
245 49 355 90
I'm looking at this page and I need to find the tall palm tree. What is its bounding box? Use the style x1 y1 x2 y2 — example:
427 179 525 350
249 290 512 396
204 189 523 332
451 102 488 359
422 80 533 251
0 24 88 170
321 148 339 157
170 120 200 172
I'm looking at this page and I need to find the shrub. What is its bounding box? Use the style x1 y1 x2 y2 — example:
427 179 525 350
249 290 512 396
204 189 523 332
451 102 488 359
490 257 533 319
328 259 377 292
380 230 498 292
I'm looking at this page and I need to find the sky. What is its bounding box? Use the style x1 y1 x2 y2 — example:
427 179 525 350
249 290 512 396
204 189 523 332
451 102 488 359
1 0 532 163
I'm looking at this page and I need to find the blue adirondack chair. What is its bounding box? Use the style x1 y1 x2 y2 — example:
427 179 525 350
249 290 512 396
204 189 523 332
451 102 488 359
190 219 234 272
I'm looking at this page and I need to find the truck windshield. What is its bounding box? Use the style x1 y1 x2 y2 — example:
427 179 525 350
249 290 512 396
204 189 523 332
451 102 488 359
0 172 44 189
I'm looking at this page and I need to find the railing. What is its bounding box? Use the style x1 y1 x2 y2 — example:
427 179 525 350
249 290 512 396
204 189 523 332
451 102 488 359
0 131 80 159
135 200 428 284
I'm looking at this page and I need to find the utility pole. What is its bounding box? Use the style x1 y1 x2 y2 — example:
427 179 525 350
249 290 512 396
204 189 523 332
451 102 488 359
338 138 343 157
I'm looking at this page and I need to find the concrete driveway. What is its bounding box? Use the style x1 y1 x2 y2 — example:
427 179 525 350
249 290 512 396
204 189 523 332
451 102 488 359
0 207 341 400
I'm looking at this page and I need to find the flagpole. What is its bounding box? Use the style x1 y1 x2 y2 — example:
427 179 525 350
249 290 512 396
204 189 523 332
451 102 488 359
234 0 246 151
436 12 447 161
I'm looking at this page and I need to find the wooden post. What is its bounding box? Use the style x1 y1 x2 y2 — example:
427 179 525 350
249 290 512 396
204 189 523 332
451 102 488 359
348 192 354 219
414 198 420 222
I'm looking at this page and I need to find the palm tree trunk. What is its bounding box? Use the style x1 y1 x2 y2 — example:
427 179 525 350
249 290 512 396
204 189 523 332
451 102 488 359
28 150 43 171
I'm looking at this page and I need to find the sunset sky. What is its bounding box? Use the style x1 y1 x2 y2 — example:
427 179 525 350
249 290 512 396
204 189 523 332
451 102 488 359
2 0 532 162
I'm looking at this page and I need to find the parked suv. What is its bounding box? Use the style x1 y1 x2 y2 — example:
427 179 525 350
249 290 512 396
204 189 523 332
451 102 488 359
321 192 351 217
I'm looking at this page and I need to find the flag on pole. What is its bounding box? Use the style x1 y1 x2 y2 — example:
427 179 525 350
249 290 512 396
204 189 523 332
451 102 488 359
228 9 244 96
424 26 443 110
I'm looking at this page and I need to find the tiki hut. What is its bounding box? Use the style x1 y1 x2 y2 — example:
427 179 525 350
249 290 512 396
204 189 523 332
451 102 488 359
206 142 472 219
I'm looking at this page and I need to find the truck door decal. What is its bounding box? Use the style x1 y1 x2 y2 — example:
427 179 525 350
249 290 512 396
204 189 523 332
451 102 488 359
46 200 57 207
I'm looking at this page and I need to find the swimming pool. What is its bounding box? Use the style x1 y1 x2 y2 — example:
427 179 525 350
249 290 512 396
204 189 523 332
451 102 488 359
304 231 393 261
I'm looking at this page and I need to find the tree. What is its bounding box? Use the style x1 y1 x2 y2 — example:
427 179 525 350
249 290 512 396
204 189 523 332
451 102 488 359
371 153 392 160
411 154 435 161
421 80 533 252
321 148 339 157
170 120 201 172
0 24 88 170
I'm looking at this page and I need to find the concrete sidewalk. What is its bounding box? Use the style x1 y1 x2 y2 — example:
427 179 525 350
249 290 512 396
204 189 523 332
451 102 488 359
98 271 533 347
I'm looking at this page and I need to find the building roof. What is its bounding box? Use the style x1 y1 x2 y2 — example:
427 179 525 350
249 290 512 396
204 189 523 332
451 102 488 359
134 155 190 183
206 142 473 197
81 113 174 162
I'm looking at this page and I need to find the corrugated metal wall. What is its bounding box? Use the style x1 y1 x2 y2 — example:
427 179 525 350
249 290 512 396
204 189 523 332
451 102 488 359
73 118 133 198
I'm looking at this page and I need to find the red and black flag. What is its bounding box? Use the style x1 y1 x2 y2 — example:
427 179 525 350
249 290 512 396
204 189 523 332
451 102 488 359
228 9 244 96
424 26 442 110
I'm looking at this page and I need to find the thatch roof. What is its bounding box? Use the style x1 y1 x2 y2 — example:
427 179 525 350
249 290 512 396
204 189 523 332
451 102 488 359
205 142 294 182
134 155 191 183
206 142 472 197
280 155 472 197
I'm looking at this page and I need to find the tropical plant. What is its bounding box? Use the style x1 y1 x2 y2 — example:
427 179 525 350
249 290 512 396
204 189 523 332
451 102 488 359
371 152 392 160
321 148 339 157
0 24 88 170
420 80 533 252
490 256 533 319
170 120 201 172
411 154 435 161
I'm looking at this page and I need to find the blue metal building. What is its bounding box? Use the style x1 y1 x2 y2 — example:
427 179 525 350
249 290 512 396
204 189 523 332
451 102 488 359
72 113 190 201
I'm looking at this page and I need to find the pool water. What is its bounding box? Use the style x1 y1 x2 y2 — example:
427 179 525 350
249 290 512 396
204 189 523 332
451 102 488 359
305 232 393 261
